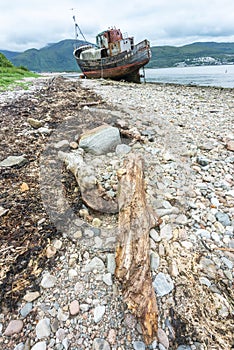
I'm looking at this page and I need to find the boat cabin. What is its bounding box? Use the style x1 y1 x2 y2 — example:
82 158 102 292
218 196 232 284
96 28 134 57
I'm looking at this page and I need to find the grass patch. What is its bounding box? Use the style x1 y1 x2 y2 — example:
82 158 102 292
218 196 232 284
0 53 39 91
0 67 39 91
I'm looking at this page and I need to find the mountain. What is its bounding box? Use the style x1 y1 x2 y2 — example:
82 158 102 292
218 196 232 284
148 42 234 68
1 39 87 73
1 40 234 72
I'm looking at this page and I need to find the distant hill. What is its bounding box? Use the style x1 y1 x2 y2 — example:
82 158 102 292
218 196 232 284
1 39 88 72
1 40 234 72
148 42 234 68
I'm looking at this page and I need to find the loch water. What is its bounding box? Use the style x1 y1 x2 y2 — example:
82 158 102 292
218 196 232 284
144 65 234 88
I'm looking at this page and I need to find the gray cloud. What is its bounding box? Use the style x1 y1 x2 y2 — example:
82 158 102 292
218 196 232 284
0 0 234 51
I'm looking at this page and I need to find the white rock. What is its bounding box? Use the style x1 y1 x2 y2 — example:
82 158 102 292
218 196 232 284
103 273 113 286
40 273 57 288
150 228 161 242
83 257 105 272
31 342 47 350
153 273 174 296
150 252 160 271
36 318 51 339
93 305 106 323
160 224 173 241
68 268 78 279
57 308 69 322
107 254 116 274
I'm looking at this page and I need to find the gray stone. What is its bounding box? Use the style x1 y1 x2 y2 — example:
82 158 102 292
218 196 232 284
20 302 33 318
57 308 69 322
0 155 28 168
3 320 23 336
197 156 210 166
31 342 47 350
80 304 90 312
215 212 231 226
53 139 70 149
160 224 173 240
177 346 191 350
27 117 44 128
221 257 233 269
56 328 66 341
150 228 161 242
199 277 211 287
13 343 25 350
38 127 52 135
103 273 113 286
150 251 160 271
153 273 174 296
115 144 131 155
79 125 121 155
62 338 69 350
36 318 51 339
23 291 40 302
40 273 57 288
92 338 110 350
157 328 169 349
107 253 116 275
83 257 105 272
93 305 105 323
132 341 146 350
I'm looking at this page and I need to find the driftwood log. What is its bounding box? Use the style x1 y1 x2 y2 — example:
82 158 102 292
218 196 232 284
115 154 159 344
58 150 118 214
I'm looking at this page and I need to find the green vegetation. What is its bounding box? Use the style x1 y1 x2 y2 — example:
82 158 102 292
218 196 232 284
148 42 234 68
6 39 82 73
0 53 38 91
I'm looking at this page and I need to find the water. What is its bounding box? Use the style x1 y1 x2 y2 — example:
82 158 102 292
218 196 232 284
144 65 234 88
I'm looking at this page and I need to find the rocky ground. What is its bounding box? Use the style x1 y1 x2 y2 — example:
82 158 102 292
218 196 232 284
0 76 233 350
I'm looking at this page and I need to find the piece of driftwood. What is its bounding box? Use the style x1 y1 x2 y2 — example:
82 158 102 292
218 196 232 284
115 154 158 344
58 150 118 214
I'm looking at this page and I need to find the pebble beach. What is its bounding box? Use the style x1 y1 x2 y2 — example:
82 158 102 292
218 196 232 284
0 76 233 350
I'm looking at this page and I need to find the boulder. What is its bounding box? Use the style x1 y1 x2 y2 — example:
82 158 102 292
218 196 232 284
79 125 121 155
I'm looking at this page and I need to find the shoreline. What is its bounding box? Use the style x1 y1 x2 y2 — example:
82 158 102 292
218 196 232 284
0 76 233 350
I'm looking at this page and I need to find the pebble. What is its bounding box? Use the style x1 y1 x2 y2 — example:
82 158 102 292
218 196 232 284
31 342 47 350
132 341 146 350
40 273 57 288
160 224 173 240
0 155 28 167
115 144 131 155
23 291 40 302
83 257 105 272
92 338 110 350
215 212 231 226
20 302 33 318
157 328 169 349
103 272 113 286
35 318 51 338
153 273 174 296
4 320 24 336
93 305 106 323
69 300 80 315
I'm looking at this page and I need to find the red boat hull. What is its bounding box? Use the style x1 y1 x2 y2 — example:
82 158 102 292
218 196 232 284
74 40 151 83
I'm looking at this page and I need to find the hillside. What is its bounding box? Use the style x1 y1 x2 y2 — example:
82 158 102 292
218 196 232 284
6 39 87 72
1 40 234 72
0 52 38 90
149 42 234 68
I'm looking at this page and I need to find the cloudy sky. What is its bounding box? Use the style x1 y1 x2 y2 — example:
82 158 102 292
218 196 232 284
0 0 234 51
